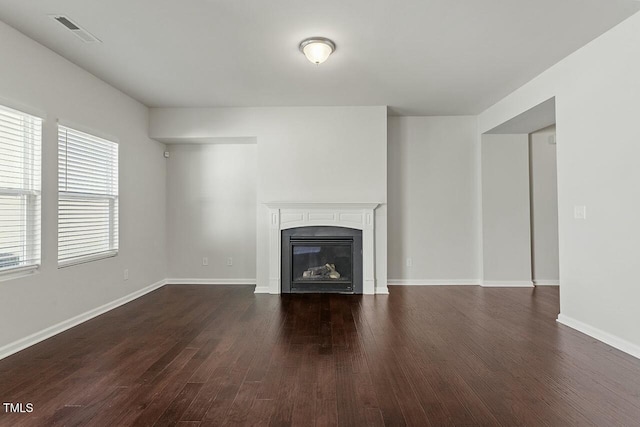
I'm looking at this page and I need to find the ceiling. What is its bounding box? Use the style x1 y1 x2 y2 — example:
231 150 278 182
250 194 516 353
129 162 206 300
0 0 638 116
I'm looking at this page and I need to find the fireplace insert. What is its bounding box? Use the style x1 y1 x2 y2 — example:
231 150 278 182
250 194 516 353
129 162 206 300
281 226 363 294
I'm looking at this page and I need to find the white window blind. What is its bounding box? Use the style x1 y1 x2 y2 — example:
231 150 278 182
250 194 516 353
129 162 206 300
58 126 118 266
0 105 42 273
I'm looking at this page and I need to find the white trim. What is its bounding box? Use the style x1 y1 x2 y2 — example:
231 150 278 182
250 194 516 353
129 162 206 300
165 278 256 285
388 279 479 286
375 285 389 294
481 280 534 287
557 314 640 360
0 265 39 283
58 251 118 269
0 279 166 361
533 280 559 286
475 128 485 287
265 202 381 210
254 286 270 294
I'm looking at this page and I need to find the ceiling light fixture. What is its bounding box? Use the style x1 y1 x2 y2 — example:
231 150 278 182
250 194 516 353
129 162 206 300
299 37 336 65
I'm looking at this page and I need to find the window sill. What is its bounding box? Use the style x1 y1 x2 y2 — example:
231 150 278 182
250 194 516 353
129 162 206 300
58 251 118 269
0 265 40 282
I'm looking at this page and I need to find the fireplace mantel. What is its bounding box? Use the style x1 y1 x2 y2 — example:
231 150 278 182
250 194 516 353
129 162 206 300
265 202 380 210
261 202 382 295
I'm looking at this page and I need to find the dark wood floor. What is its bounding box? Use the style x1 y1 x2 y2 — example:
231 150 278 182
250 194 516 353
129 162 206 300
1 285 640 426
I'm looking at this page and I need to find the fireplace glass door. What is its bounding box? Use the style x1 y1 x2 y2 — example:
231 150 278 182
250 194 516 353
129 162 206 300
281 226 362 294
290 238 353 292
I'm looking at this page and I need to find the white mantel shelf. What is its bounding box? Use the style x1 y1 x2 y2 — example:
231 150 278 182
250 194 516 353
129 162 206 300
261 202 383 295
265 202 380 210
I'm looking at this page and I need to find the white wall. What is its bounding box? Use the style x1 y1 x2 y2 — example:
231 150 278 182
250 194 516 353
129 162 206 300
481 134 532 284
478 11 640 355
529 126 559 283
387 116 479 283
0 22 167 351
166 143 257 281
149 107 387 293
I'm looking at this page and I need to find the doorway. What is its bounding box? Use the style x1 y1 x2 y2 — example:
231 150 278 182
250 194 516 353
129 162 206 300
480 97 559 288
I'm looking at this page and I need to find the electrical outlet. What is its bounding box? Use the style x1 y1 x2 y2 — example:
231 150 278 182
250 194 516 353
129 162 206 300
227 257 233 266
202 257 209 266
406 257 413 267
124 269 129 280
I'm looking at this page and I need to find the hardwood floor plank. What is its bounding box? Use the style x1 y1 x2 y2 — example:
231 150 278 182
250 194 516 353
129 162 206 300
126 347 201 426
181 367 229 422
243 398 276 426
268 369 299 427
314 399 338 427
153 383 203 427
314 355 336 401
217 381 260 426
290 385 316 427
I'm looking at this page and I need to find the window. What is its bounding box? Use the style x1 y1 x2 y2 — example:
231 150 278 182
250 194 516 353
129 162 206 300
58 126 118 266
0 105 42 274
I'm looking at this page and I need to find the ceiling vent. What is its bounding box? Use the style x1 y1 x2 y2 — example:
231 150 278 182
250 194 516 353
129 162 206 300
50 15 101 43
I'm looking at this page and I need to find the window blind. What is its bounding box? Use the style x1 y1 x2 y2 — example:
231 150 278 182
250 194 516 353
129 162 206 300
58 126 118 266
0 104 42 273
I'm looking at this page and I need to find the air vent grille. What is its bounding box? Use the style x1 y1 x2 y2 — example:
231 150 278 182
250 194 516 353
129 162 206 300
54 16 79 30
50 15 101 43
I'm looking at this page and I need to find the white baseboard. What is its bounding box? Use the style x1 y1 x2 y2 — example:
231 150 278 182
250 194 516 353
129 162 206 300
557 314 640 360
165 278 256 285
388 279 479 286
481 280 534 287
534 280 559 286
375 285 390 294
0 278 167 361
253 286 271 294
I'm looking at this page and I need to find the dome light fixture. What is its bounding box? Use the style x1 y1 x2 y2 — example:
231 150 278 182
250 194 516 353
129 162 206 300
299 37 336 65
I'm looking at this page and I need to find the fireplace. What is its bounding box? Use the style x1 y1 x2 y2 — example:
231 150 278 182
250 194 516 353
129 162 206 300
281 226 363 293
264 202 383 295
